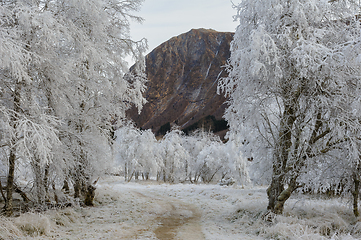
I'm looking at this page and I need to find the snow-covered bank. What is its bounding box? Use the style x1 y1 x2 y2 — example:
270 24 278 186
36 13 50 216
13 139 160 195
1 176 360 239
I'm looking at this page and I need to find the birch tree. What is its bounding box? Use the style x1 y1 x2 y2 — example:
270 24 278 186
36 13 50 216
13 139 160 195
218 0 361 215
115 123 161 181
0 0 147 214
158 128 189 183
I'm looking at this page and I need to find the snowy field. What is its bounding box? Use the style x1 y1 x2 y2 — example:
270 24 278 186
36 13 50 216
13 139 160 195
1 176 361 240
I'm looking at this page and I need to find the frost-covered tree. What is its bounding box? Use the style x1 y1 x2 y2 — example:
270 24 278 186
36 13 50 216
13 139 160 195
196 141 229 183
0 2 64 215
223 140 250 185
158 128 189 182
0 0 147 214
196 138 249 184
299 138 361 217
182 130 221 182
115 123 161 181
114 126 249 184
218 0 361 214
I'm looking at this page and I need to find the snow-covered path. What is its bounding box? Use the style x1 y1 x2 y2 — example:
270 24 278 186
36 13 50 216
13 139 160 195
91 177 260 240
3 176 360 239
112 188 205 239
42 177 258 239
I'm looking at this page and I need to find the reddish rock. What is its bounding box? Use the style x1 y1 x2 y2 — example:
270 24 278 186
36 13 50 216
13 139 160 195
127 28 233 135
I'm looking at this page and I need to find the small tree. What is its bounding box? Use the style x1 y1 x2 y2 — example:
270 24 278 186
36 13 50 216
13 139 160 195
115 124 161 181
158 128 188 183
182 130 221 182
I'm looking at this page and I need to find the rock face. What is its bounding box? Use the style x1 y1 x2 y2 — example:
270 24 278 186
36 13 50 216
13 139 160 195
127 28 234 136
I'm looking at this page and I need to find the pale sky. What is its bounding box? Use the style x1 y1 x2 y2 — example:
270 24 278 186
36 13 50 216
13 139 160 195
130 0 239 55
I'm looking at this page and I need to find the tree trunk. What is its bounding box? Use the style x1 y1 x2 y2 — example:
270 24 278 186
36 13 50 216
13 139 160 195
274 177 298 214
74 180 81 199
84 184 96 206
4 150 16 216
44 164 50 203
135 171 139 180
127 171 135 182
124 162 128 181
52 182 59 204
4 81 22 216
14 184 30 203
353 172 360 217
267 175 284 211
163 168 166 182
32 159 46 205
62 179 70 193
0 179 6 203
267 176 300 215
267 101 296 214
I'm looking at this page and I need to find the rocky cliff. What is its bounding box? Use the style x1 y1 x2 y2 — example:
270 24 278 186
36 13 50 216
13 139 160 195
127 28 234 137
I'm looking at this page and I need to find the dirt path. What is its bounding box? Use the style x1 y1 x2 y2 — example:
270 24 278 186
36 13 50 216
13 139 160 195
133 191 205 240
7 181 207 240
153 201 204 240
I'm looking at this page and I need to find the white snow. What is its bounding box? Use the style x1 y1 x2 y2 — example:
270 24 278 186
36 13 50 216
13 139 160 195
1 176 360 239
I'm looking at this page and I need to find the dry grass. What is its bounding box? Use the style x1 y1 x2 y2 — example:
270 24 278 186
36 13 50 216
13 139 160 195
14 213 50 237
228 195 360 240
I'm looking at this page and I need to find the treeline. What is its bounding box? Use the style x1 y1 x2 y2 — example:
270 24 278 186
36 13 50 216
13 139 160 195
115 124 248 184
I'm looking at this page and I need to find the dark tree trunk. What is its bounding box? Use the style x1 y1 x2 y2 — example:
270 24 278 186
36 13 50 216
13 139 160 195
163 168 166 182
52 182 59 204
353 172 360 217
0 179 6 202
84 184 96 206
135 171 139 180
14 184 30 203
267 175 284 211
44 164 50 202
267 101 296 214
4 151 16 216
62 179 70 193
124 162 128 181
74 180 81 199
156 172 160 181
273 177 298 214
4 82 22 216
32 159 46 205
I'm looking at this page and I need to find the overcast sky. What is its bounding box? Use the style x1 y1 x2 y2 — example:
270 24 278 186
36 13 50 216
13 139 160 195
130 0 239 55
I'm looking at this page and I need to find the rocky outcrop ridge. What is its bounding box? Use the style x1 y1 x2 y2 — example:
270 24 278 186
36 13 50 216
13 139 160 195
127 28 234 136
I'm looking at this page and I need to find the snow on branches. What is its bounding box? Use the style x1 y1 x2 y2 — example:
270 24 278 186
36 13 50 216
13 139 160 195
114 125 249 185
219 0 361 214
0 0 148 213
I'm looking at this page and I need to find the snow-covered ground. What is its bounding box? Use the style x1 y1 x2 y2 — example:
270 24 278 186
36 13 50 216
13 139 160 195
1 176 361 239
